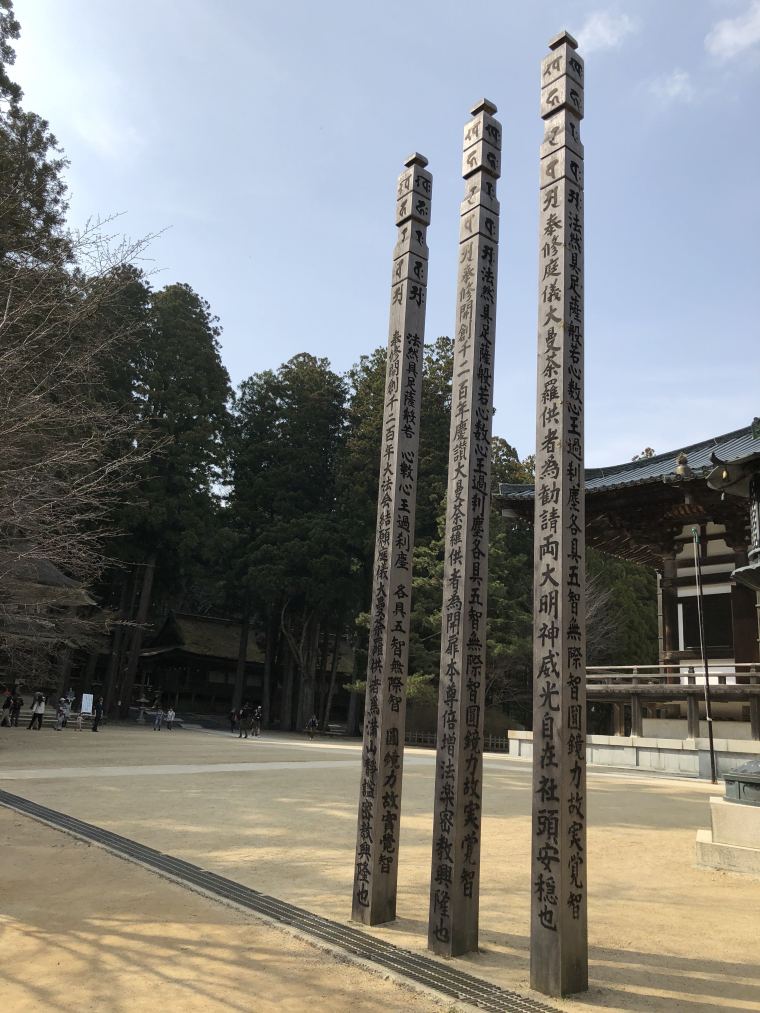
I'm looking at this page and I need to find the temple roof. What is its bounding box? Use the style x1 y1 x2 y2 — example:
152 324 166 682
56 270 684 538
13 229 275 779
498 420 760 567
500 421 760 502
143 613 266 664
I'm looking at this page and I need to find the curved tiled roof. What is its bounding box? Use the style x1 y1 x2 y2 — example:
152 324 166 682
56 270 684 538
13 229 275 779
500 420 760 502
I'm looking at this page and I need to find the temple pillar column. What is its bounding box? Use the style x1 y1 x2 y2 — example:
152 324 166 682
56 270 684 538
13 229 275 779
687 694 700 740
661 552 679 682
630 694 643 738
612 703 625 737
750 697 760 741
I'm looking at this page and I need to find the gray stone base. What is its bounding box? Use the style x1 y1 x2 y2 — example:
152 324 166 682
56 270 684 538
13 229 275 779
695 796 760 876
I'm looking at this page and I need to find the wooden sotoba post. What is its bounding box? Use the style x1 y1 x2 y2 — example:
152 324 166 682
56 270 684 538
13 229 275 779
428 99 502 957
352 154 432 925
530 31 589 997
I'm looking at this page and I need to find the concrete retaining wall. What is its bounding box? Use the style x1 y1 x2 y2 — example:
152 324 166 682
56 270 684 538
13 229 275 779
507 730 760 779
642 718 753 741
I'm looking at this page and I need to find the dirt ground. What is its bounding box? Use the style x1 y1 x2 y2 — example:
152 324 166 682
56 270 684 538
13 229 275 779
1 724 759 1013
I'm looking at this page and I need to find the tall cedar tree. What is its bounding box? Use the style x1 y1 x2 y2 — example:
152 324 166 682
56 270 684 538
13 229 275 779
230 354 352 728
115 283 232 714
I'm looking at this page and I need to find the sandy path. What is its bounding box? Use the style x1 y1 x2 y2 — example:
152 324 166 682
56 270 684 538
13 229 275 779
0 813 451 1012
2 725 759 1012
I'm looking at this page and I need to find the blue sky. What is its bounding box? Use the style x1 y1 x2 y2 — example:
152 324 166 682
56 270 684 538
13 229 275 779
12 0 760 466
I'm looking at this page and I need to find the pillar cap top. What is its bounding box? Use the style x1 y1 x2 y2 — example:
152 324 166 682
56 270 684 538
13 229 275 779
404 152 429 168
470 98 497 116
549 30 579 50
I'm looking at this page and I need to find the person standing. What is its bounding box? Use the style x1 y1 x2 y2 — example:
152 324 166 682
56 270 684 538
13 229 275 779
238 702 251 739
166 707 175 730
1 690 12 726
254 705 262 737
92 696 104 732
55 698 67 731
28 694 45 730
10 695 22 727
307 713 318 740
228 708 237 735
153 707 164 731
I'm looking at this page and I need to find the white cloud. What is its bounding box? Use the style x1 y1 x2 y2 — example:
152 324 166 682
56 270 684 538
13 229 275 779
576 10 638 53
648 69 695 104
705 0 760 60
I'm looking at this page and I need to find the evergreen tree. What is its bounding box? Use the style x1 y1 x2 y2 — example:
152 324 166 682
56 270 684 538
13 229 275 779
0 0 69 262
116 283 232 713
229 354 352 728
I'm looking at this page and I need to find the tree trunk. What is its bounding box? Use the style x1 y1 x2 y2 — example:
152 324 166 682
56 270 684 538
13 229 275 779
231 602 251 712
262 609 276 728
280 633 295 731
316 626 330 721
347 690 361 737
298 617 320 730
83 650 98 688
119 554 156 718
104 575 131 714
321 623 341 731
54 646 72 700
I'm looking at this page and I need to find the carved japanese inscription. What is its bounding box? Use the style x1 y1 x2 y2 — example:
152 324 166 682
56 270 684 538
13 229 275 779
352 153 433 926
530 31 588 998
428 100 501 957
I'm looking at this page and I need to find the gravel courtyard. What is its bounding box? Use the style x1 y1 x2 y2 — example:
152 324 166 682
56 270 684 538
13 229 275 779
1 724 758 1012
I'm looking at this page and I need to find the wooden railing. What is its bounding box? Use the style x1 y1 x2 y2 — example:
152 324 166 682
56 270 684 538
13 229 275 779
586 663 760 685
405 730 510 752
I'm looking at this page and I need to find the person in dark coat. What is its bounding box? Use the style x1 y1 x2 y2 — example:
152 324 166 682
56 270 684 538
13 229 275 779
1 690 11 726
92 696 104 732
10 695 22 726
238 702 251 739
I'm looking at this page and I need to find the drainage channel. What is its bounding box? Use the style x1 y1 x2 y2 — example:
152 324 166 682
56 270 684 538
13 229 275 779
0 789 558 1013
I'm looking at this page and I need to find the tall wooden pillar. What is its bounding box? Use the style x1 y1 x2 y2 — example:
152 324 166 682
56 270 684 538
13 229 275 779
352 154 433 925
687 694 700 740
428 99 502 957
530 31 588 997
661 552 680 680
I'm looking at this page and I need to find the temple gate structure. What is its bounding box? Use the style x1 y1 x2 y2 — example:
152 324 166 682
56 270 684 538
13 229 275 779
500 421 760 743
352 154 433 925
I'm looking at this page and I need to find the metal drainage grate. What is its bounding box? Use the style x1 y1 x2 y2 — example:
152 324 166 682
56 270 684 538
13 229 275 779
0 789 558 1013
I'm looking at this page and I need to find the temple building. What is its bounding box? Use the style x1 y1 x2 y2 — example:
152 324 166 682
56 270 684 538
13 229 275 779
499 420 760 739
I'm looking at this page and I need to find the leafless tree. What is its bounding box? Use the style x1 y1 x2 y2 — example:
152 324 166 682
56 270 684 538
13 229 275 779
0 210 161 685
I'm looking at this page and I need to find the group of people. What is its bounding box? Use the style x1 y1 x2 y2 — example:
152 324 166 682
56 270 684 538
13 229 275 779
230 703 262 738
228 704 319 739
1 691 23 726
1 690 106 731
152 707 176 731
